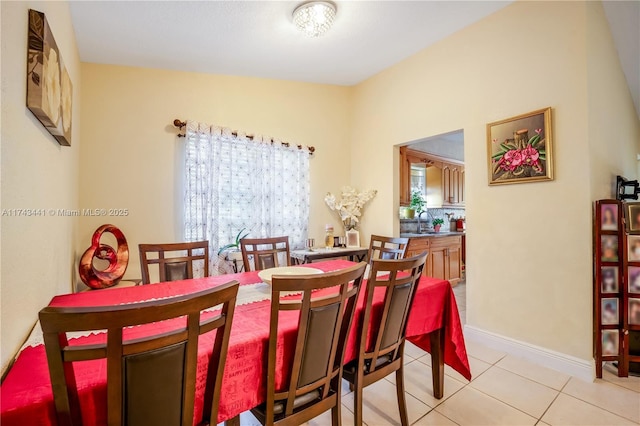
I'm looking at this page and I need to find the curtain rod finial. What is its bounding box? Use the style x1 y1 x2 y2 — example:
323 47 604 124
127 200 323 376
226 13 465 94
173 119 186 128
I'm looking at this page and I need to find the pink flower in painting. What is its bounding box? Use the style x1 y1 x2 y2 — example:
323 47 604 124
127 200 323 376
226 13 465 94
498 149 523 171
521 145 539 163
522 144 542 171
535 128 542 135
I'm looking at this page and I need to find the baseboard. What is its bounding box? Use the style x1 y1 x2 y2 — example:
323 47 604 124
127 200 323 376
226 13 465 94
464 325 595 383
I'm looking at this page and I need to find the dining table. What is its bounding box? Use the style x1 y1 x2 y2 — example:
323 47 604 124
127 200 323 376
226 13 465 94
0 259 470 425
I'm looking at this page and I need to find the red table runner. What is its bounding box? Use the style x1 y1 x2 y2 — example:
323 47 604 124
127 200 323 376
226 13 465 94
1 260 470 425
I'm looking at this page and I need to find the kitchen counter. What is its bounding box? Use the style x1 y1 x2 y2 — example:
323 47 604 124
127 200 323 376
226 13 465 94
400 231 465 238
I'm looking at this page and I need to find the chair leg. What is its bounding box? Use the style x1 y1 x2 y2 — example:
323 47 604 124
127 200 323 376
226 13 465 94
332 398 342 426
353 381 364 426
395 365 409 426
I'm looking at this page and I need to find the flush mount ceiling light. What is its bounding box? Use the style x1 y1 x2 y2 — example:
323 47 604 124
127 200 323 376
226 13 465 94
292 1 337 37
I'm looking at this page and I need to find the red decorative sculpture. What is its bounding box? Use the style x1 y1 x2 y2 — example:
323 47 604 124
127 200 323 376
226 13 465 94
79 224 129 289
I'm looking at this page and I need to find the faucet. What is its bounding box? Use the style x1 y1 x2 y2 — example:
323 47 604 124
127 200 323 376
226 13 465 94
417 211 429 233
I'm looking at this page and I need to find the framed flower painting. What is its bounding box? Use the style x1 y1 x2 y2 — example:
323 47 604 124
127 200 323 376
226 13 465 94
487 107 553 185
26 9 72 146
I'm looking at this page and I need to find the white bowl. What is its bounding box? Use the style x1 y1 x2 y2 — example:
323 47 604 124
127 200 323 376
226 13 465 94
258 266 323 285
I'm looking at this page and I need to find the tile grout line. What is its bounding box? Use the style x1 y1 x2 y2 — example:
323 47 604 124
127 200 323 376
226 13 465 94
464 384 540 422
492 363 569 392
534 384 564 424
411 406 462 426
558 387 640 423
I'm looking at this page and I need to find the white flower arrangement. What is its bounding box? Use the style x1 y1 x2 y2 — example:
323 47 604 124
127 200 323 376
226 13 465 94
324 186 377 230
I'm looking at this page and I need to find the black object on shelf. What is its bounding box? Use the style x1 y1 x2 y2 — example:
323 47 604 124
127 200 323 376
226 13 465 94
616 175 640 201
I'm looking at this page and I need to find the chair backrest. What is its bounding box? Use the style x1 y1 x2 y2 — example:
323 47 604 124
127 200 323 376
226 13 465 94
139 240 209 284
39 281 238 426
240 236 291 271
367 235 409 262
358 252 427 375
261 262 367 424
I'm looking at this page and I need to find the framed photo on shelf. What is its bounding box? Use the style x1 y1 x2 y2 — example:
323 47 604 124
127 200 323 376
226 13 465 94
629 267 640 293
630 298 640 325
601 298 619 325
601 235 619 262
602 330 619 356
601 204 618 231
345 229 360 248
627 203 640 233
629 236 640 262
600 266 618 293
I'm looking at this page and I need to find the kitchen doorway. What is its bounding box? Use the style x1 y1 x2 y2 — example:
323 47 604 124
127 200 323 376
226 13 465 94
399 129 466 322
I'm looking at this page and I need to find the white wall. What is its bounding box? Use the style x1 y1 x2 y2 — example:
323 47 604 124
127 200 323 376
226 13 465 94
1 1 81 373
79 64 353 281
350 0 639 363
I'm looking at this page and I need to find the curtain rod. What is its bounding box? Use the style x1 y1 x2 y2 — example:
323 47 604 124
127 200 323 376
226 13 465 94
173 120 315 154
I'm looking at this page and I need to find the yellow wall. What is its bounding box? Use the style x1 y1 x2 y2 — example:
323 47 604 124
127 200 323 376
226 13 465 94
79 64 352 281
586 1 640 199
350 0 639 361
1 1 81 372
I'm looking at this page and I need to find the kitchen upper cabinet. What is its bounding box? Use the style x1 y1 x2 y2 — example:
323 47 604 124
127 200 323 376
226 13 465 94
399 147 464 207
400 147 436 205
442 163 465 206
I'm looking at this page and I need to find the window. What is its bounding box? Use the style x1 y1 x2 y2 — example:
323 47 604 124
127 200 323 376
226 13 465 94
184 123 309 274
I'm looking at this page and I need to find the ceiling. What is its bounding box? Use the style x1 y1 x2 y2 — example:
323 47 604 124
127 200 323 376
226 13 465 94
68 1 511 86
69 1 638 116
409 131 464 161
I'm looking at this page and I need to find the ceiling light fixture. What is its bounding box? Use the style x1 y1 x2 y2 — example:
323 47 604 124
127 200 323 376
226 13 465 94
292 1 337 38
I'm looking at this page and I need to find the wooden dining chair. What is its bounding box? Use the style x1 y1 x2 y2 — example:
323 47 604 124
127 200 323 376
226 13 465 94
343 252 428 426
240 236 291 271
139 240 209 284
250 262 367 426
367 235 410 262
39 281 239 426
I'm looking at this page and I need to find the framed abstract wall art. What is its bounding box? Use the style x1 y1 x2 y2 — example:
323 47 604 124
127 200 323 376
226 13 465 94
487 107 553 185
26 9 72 146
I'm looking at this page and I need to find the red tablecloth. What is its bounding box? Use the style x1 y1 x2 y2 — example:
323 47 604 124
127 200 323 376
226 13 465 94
1 260 469 425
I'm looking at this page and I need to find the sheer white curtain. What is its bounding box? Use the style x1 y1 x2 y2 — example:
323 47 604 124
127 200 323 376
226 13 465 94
183 120 310 274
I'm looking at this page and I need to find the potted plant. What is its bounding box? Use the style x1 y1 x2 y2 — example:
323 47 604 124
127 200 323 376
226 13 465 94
218 228 249 261
410 190 426 216
432 218 445 232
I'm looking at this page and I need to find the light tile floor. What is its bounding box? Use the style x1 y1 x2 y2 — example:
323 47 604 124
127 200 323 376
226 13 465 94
230 282 640 425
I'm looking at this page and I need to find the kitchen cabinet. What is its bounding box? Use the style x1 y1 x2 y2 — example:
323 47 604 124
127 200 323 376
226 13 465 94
442 162 465 206
406 235 462 285
399 147 436 205
399 147 464 207
405 236 432 277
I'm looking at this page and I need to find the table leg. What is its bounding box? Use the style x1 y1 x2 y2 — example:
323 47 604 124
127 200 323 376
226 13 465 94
430 327 445 399
225 415 241 426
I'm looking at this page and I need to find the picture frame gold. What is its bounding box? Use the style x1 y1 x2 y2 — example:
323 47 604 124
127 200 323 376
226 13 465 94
626 202 640 233
487 107 553 185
